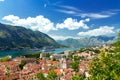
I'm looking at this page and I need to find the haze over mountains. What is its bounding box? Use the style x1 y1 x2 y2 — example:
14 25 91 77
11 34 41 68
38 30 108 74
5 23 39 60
0 23 60 50
57 36 116 48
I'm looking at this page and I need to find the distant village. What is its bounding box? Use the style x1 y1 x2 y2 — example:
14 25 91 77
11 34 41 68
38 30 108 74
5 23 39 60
0 44 115 80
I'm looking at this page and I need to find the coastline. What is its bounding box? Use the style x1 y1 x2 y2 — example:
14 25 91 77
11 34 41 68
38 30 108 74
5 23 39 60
0 47 80 58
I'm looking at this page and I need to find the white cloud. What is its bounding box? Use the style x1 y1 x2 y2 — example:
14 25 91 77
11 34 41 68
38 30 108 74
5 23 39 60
59 5 80 11
2 15 56 33
78 26 115 37
2 15 90 33
0 0 4 2
49 35 80 40
117 29 120 32
2 15 90 32
56 9 76 15
78 13 111 19
57 9 117 19
3 15 19 21
44 4 47 8
56 18 90 30
56 5 119 19
58 10 118 19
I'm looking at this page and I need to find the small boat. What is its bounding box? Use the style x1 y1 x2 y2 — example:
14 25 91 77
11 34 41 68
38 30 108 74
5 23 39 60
42 46 55 52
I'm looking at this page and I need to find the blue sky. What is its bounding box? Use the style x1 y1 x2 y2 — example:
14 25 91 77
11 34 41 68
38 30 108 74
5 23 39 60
0 0 120 40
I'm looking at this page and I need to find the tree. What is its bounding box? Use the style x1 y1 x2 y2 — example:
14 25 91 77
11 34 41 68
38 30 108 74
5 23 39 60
87 31 120 80
114 30 120 52
88 49 120 80
72 74 83 80
46 53 51 58
74 56 80 61
70 61 79 72
0 56 11 62
5 65 10 79
118 30 120 41
47 71 57 80
19 61 26 70
36 72 46 80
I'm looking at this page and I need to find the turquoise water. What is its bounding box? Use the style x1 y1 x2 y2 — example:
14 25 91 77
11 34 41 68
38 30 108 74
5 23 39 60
0 47 79 58
0 50 40 58
53 47 78 53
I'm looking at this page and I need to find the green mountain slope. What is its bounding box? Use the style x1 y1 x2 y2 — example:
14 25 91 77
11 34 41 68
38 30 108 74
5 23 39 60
0 23 60 50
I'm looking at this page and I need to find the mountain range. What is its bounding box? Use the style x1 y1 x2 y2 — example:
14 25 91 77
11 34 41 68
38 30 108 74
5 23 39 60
0 23 60 50
57 36 116 48
0 22 116 50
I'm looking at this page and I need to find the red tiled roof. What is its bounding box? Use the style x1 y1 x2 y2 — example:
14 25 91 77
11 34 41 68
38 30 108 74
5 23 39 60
39 60 46 63
65 73 72 80
54 69 62 75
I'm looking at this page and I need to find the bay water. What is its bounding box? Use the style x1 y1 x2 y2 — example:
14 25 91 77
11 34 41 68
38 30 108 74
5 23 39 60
0 47 79 58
